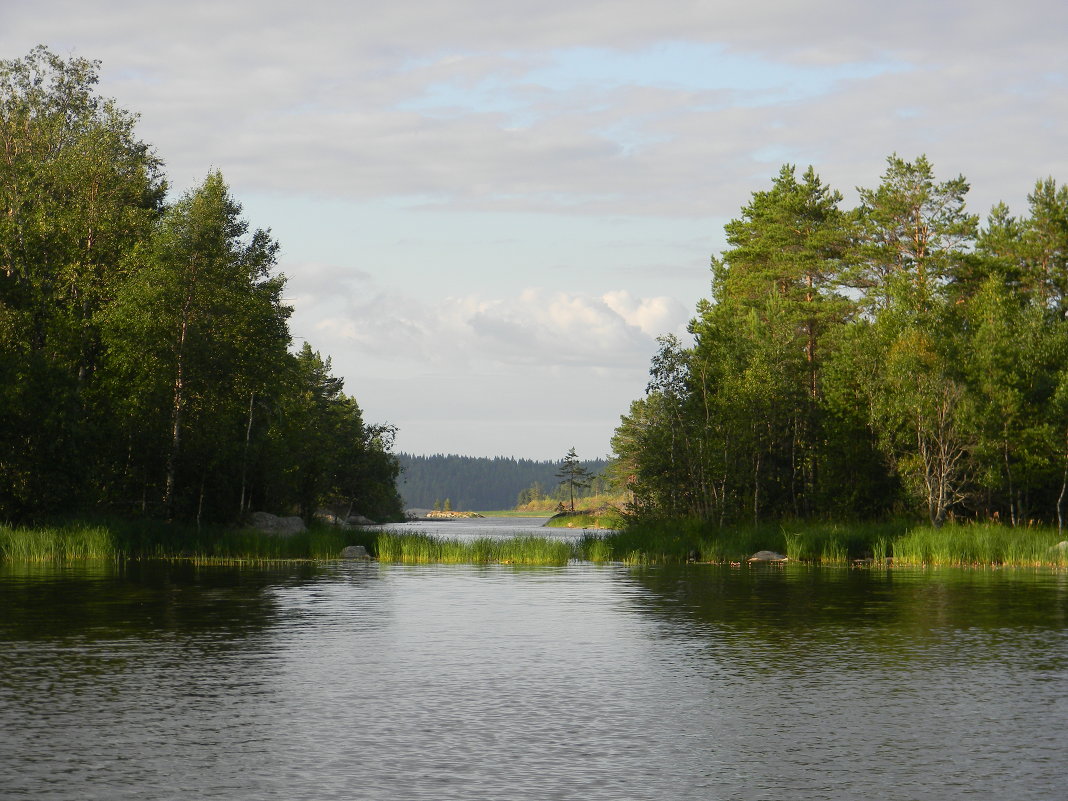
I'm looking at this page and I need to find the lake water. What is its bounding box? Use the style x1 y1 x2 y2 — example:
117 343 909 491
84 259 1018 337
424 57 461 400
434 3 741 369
2 522 1067 800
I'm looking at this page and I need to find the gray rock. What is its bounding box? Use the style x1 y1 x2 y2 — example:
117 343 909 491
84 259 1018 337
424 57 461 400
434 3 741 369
345 515 376 526
340 545 370 559
748 550 788 563
249 511 307 536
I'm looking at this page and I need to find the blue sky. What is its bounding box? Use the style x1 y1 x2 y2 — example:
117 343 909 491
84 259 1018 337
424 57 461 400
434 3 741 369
3 0 1066 460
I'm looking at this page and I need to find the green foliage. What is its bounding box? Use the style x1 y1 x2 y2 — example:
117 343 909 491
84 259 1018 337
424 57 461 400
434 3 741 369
613 155 1068 535
0 47 403 529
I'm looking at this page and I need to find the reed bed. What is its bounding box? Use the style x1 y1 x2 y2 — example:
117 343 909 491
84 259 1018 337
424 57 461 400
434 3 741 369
892 523 1068 567
375 532 573 565
0 519 372 563
0 522 117 560
5 517 1066 567
580 518 1068 567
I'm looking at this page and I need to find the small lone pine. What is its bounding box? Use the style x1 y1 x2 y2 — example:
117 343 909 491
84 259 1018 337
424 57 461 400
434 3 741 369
556 447 593 512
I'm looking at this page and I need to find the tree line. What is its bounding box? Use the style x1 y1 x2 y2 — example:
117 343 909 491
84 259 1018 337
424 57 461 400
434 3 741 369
612 155 1068 531
0 47 404 524
397 452 609 511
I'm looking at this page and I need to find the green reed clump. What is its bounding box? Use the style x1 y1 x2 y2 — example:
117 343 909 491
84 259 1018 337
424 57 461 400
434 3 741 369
375 532 572 565
581 518 914 565
0 517 374 562
892 523 1068 566
0 522 117 560
579 518 769 564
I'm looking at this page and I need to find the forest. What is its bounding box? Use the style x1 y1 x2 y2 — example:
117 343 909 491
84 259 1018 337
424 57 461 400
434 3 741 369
0 47 404 525
612 156 1068 532
396 452 609 511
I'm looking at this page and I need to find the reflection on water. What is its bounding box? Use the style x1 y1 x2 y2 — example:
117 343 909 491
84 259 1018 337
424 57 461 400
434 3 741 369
1 559 1066 800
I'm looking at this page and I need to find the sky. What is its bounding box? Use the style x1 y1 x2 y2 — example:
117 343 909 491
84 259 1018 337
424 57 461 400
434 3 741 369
3 1 1067 460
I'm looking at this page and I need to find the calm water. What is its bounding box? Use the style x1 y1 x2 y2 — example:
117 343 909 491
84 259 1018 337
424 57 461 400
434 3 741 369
2 533 1067 800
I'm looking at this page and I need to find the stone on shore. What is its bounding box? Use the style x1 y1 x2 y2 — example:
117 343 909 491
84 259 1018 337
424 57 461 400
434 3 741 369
250 511 306 535
340 545 371 559
748 550 788 563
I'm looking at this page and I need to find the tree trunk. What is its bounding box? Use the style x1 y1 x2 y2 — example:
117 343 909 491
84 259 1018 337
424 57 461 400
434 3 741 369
239 392 255 516
1058 430 1068 537
753 451 761 527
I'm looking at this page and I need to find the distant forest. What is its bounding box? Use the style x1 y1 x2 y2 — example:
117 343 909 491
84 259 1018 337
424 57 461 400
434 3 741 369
396 453 610 511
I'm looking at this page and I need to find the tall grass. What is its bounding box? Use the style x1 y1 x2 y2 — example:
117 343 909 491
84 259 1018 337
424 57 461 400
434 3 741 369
6 517 1066 567
0 519 373 563
892 523 1068 567
375 532 573 565
0 522 117 560
580 517 1068 566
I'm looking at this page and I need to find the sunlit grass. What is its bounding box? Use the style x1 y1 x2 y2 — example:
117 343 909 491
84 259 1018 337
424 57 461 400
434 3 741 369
0 522 116 560
892 523 1068 567
544 508 624 530
375 532 573 565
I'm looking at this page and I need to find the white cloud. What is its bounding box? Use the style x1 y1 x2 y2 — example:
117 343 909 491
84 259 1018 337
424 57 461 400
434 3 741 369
294 281 687 372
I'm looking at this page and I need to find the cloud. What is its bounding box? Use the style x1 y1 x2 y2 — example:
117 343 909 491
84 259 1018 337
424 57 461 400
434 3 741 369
4 0 1065 218
295 280 688 372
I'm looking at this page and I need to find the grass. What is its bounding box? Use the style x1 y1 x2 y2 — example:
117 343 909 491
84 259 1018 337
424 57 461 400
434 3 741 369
514 492 629 515
578 518 1068 567
544 507 625 530
472 509 556 518
0 519 572 566
892 522 1068 567
0 518 373 563
6 516 1066 568
375 531 573 565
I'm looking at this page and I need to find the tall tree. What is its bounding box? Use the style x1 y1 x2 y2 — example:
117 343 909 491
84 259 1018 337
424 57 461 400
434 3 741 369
0 46 164 517
102 171 289 520
849 154 977 311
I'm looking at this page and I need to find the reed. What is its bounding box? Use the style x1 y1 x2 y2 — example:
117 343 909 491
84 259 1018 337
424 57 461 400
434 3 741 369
374 532 573 565
0 518 373 562
0 522 117 560
586 517 1068 566
892 523 1068 567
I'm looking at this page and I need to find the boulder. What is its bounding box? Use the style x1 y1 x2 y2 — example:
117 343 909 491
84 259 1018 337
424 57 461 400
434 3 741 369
249 511 306 536
748 550 788 563
340 545 371 559
345 515 377 526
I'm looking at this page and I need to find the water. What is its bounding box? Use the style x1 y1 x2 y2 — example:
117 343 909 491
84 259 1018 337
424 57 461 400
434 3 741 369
2 532 1067 800
386 514 574 539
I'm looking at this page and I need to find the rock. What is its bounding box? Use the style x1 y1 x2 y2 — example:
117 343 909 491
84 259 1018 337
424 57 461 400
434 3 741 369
345 515 376 526
340 545 371 559
748 550 788 563
1049 540 1068 553
249 511 306 536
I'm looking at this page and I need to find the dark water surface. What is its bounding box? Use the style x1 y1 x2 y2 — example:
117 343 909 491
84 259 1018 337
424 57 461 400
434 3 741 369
2 553 1067 800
